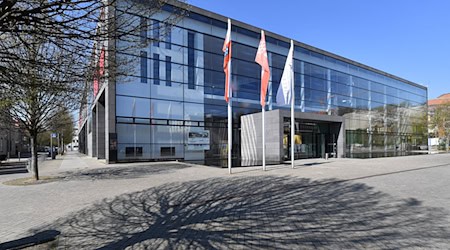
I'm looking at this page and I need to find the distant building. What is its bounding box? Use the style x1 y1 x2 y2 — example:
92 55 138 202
428 93 450 112
67 127 79 151
78 0 428 165
0 119 28 161
428 93 450 139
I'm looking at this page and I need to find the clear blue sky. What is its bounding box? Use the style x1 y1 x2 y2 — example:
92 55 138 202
188 0 450 99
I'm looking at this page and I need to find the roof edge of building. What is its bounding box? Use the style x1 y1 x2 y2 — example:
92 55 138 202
436 93 450 99
167 0 427 91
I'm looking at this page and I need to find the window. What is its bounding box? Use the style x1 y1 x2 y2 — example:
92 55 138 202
140 51 147 83
188 32 195 89
153 20 160 47
165 26 171 49
140 17 147 44
233 42 258 62
203 34 222 53
161 147 175 156
153 53 160 85
125 147 133 157
165 56 171 86
126 147 143 157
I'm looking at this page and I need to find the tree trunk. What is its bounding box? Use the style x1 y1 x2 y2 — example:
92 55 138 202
31 133 39 180
62 137 65 155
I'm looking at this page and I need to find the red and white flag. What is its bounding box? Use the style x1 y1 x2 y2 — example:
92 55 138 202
255 30 270 107
223 19 232 103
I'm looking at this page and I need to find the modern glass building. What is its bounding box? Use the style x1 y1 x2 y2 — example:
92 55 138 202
78 1 428 166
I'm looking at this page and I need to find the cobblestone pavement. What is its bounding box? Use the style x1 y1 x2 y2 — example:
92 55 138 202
1 152 450 249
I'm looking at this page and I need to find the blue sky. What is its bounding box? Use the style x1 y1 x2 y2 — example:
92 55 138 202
188 0 450 99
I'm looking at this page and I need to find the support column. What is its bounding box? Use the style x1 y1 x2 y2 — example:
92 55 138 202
92 107 97 157
105 74 117 163
105 2 117 163
337 121 346 158
96 100 106 159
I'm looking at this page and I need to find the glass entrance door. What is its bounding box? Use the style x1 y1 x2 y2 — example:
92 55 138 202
283 119 339 160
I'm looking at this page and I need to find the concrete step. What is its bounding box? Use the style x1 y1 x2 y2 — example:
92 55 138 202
0 161 28 167
0 162 28 175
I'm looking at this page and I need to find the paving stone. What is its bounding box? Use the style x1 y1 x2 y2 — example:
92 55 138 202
1 152 450 249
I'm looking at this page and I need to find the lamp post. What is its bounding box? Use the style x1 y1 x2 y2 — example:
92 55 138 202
366 128 373 158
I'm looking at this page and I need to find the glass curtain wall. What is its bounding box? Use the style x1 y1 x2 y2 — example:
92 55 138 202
113 5 428 164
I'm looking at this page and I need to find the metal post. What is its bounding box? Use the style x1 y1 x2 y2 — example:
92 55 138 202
262 106 266 171
290 40 295 169
50 133 53 160
228 99 232 174
226 19 233 175
291 93 295 168
61 133 64 155
445 121 450 153
445 135 449 153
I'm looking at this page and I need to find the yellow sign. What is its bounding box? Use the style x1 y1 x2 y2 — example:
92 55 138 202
283 134 302 145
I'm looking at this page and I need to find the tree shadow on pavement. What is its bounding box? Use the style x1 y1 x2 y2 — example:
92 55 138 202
60 163 190 181
33 176 450 249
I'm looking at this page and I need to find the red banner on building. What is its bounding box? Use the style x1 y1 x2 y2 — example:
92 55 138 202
93 47 105 97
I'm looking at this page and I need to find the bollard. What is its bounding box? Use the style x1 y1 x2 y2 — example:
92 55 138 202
18 152 21 162
325 153 329 160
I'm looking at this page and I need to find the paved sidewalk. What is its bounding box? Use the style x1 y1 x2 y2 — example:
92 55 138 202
1 152 450 248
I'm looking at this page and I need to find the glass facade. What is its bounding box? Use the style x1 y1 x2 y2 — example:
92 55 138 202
113 5 428 165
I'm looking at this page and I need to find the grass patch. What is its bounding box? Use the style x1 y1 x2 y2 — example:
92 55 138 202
3 176 61 186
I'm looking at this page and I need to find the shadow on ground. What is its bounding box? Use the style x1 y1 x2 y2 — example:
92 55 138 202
32 176 450 249
0 230 60 249
60 163 190 181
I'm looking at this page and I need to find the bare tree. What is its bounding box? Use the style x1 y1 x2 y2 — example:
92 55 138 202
0 0 188 77
0 0 188 180
0 34 83 180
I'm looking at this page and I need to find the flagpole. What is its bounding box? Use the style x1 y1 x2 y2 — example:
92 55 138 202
222 19 233 174
262 106 266 171
290 40 295 169
226 19 233 175
255 30 270 172
228 84 232 174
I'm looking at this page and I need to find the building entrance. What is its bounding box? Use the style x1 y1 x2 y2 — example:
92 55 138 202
283 119 338 160
240 109 344 166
